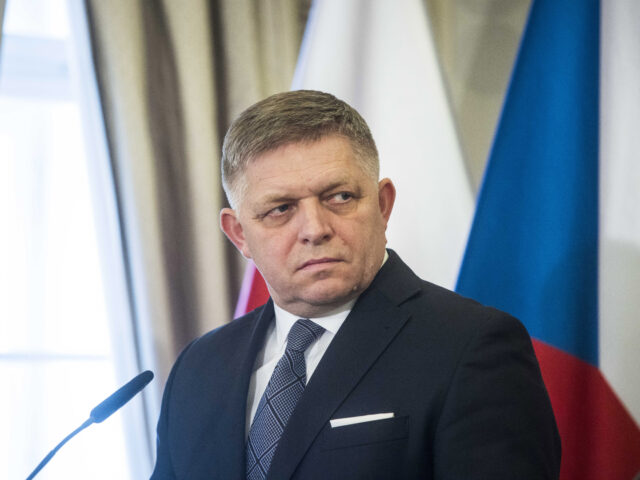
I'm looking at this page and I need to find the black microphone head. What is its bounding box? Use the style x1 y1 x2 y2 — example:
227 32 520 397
90 370 154 423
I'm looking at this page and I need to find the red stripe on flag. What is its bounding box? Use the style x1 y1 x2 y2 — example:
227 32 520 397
234 261 270 318
533 339 640 479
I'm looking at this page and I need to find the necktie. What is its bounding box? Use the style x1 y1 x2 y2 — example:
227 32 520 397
246 319 325 479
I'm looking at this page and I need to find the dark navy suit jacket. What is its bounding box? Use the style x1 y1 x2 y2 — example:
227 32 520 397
150 250 560 479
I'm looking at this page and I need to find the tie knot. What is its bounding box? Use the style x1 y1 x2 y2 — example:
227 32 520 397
286 319 324 352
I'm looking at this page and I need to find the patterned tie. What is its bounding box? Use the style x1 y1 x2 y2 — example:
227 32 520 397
246 319 325 479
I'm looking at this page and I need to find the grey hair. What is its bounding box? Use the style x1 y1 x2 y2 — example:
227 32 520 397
221 90 379 208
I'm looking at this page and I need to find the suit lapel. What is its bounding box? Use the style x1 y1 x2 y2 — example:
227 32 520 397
266 251 421 479
185 301 275 479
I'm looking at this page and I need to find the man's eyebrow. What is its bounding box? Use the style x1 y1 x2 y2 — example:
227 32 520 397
321 180 351 192
257 193 297 206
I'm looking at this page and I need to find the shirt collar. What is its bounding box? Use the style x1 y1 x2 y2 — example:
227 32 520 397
273 300 355 348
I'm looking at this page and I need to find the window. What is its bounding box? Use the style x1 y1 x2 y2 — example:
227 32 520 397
0 1 151 478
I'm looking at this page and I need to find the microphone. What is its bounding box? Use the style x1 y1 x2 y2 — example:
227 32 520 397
26 370 154 480
90 370 154 423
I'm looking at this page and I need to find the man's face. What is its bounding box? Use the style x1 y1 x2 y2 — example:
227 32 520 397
220 135 395 318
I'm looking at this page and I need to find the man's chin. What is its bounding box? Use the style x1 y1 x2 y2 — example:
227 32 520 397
289 287 360 316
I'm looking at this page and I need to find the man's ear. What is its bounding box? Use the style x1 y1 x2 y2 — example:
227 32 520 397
220 208 252 259
378 178 396 226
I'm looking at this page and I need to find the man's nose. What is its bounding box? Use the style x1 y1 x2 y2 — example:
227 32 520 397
297 201 333 244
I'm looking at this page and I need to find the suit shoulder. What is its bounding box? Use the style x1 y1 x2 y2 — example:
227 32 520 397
377 250 529 339
175 305 266 367
407 279 531 342
418 279 502 316
198 308 259 343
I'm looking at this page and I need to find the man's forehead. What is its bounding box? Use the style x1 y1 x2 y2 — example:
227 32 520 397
251 176 354 204
248 159 354 183
232 135 377 211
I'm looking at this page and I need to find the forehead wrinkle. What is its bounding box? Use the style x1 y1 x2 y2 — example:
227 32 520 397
252 157 348 181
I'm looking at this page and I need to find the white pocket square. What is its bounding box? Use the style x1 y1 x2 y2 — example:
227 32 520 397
330 412 394 428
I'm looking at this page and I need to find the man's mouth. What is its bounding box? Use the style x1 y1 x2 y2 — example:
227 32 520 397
298 258 341 270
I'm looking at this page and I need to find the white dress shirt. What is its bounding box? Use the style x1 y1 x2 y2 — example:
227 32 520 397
245 300 355 436
245 251 389 436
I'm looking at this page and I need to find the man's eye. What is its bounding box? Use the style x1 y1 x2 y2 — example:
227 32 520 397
267 204 290 217
329 192 353 204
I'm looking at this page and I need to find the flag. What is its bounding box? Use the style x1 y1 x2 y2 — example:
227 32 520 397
456 0 640 478
234 261 269 318
235 0 474 316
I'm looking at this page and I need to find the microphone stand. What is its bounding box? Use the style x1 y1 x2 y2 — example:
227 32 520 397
26 418 94 480
24 370 153 479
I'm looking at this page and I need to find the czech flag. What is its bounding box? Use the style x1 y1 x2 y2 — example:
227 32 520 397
456 0 640 478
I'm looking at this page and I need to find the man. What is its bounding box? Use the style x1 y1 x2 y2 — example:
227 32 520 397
151 90 561 479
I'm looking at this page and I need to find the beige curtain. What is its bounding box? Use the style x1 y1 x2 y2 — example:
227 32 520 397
84 0 308 402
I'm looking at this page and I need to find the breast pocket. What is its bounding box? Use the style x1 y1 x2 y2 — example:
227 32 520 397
321 415 409 451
